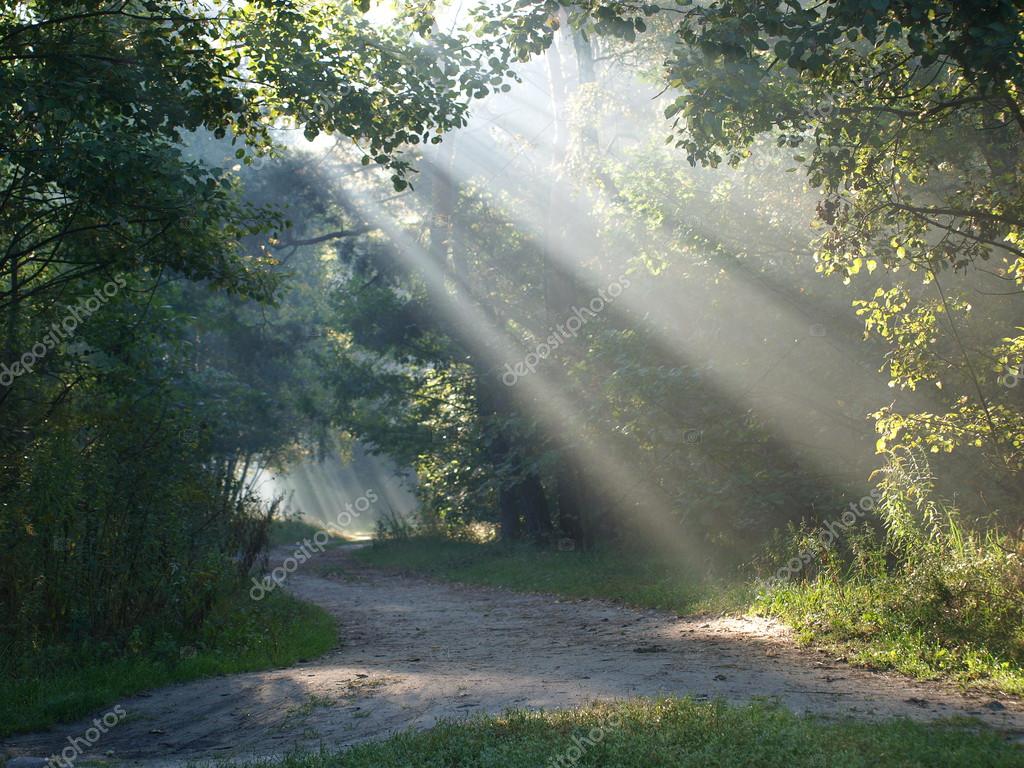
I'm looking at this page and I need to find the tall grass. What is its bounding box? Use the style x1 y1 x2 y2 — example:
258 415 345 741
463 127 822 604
756 449 1024 692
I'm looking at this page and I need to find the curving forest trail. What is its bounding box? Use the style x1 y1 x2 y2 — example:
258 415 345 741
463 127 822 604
5 545 1024 766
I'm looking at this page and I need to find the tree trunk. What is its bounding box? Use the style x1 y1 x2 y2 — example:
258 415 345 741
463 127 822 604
519 471 552 541
498 483 523 542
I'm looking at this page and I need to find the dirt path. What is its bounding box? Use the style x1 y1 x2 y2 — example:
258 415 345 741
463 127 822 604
5 544 1024 766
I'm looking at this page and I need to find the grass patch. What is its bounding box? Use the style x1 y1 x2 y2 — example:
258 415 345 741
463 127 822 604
0 589 337 737
355 537 752 615
754 577 1024 696
249 698 1021 767
269 517 347 548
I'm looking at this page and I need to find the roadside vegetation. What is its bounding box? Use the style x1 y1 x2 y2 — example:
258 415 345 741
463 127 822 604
756 552 1024 695
0 590 336 737
254 698 1023 767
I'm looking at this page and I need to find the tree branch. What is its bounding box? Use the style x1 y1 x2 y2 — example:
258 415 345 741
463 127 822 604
274 224 377 248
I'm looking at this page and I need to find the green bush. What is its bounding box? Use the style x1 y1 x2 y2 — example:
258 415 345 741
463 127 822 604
757 451 1024 691
0 400 271 649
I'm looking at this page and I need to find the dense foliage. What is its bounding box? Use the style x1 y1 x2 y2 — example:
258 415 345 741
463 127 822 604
0 0 504 653
318 0 1022 560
